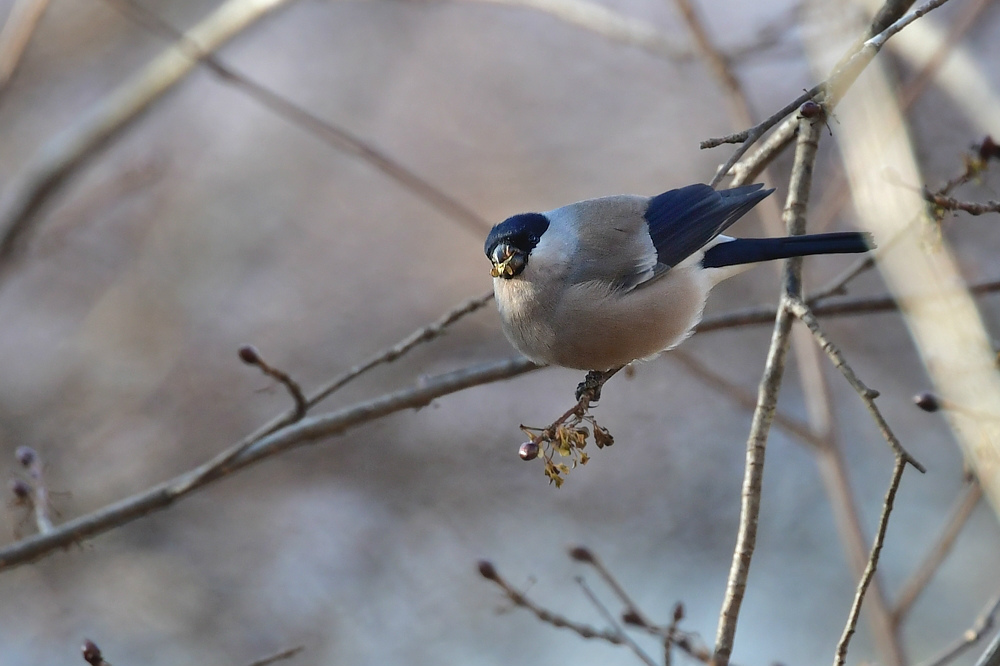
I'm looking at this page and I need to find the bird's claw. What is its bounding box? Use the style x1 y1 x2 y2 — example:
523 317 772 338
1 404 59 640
576 371 606 402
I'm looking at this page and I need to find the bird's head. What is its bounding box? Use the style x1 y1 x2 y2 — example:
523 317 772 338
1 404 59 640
485 213 550 279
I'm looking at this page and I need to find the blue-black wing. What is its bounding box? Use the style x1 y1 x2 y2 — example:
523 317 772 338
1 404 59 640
645 183 773 269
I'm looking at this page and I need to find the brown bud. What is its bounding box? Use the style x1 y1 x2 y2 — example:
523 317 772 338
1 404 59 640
568 546 595 563
477 560 499 581
9 478 31 501
622 609 645 626
799 100 823 118
673 602 685 622
978 135 999 161
15 446 37 467
82 639 103 665
518 441 540 461
913 392 940 412
237 344 261 365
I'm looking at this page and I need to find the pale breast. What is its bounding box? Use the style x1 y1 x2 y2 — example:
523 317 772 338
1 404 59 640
547 265 712 370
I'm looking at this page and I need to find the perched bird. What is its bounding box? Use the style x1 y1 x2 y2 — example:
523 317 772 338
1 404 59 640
486 183 872 372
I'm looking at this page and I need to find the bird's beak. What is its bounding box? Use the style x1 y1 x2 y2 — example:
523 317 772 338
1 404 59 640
490 242 526 278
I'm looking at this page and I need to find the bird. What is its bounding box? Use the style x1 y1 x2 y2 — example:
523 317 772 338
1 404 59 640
485 183 873 373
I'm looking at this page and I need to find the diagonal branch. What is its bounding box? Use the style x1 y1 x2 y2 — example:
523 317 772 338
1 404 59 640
0 356 538 572
0 0 298 270
102 0 489 236
785 297 925 472
918 593 1000 666
712 111 823 666
833 457 908 666
707 0 958 187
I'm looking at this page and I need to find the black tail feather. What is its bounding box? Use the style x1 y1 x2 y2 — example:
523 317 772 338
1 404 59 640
701 232 874 268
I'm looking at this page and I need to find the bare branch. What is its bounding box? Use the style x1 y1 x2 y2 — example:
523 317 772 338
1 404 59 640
0 0 297 270
247 646 305 666
713 112 823 666
785 297 925 472
180 291 498 487
697 278 1000 333
104 0 489 236
925 192 1000 217
833 457 908 666
476 560 630 646
974 626 1000 666
711 0 955 187
0 356 538 572
238 345 308 421
569 546 654 628
14 446 52 535
863 0 953 51
308 290 495 407
575 576 659 666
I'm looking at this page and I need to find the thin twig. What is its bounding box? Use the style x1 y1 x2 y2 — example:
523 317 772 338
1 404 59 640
14 446 52 535
101 0 489 236
679 9 907 657
476 560 630 645
697 277 1000 333
247 646 305 666
894 481 983 622
569 546 653 627
705 88 820 187
864 0 953 51
974 627 1000 666
712 0 948 187
567 547 713 663
713 113 823 666
924 192 1000 216
785 297 925 472
917 595 1000 666
308 290 495 407
238 345 308 421
575 576 658 666
0 356 539 572
833 457 908 666
180 291 497 487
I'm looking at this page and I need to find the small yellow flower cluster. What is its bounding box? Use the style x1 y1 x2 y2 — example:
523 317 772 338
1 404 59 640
520 415 614 488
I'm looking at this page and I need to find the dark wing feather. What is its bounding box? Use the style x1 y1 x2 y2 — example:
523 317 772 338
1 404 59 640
645 183 774 269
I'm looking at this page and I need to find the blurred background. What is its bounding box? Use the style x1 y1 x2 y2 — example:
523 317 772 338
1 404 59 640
0 0 998 664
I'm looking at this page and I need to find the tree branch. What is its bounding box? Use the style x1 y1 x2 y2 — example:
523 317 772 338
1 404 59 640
833 457 908 666
0 0 298 271
0 356 538 572
708 0 958 187
713 112 822 666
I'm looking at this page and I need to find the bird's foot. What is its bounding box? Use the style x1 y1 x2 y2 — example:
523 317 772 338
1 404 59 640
576 370 607 402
